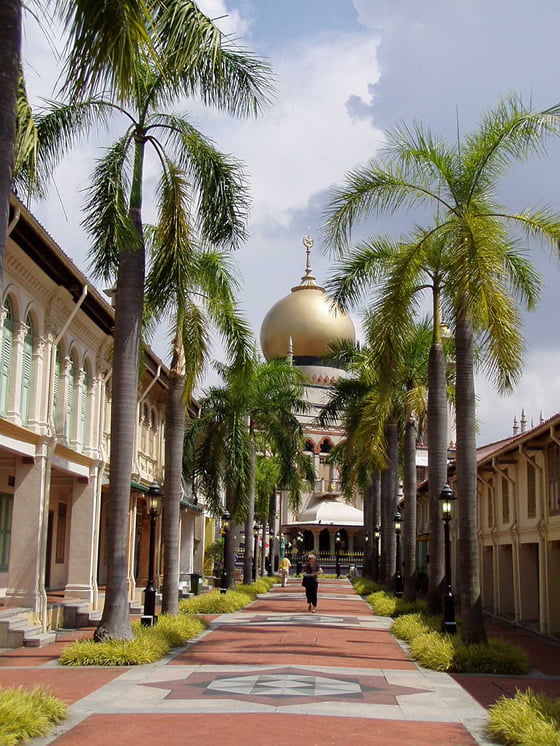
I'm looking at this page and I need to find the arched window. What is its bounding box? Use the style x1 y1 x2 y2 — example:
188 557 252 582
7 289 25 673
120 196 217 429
0 300 13 415
320 439 333 453
20 315 33 425
304 439 314 452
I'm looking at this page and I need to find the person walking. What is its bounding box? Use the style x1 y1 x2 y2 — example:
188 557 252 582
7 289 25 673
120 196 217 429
302 554 322 612
279 555 291 587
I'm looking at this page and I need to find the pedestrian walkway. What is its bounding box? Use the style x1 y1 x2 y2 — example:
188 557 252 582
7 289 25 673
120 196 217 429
5 579 554 745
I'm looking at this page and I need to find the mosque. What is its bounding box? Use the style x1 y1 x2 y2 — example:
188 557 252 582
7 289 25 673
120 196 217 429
259 237 365 567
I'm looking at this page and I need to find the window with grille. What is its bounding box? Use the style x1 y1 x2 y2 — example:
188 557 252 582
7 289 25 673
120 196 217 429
502 475 510 523
0 493 13 572
527 462 537 518
548 443 560 515
0 300 13 415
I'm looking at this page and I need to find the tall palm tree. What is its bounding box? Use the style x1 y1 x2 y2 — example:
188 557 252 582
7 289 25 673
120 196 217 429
323 95 560 642
146 230 252 613
326 234 453 612
185 356 314 588
29 5 271 640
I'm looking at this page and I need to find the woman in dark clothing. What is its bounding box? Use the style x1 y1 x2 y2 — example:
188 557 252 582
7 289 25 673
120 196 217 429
302 554 323 612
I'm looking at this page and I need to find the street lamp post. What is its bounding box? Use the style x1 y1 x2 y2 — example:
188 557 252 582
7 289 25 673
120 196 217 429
374 525 381 582
220 510 231 594
142 480 162 625
296 531 303 575
393 513 403 598
439 484 457 634
252 523 259 581
268 527 274 576
363 534 369 575
335 532 341 578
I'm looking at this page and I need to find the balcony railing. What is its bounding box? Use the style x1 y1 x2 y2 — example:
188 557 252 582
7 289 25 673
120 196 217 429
313 479 343 494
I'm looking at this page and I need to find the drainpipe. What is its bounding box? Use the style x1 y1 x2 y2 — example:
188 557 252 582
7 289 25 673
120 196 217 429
7 207 20 237
38 286 88 632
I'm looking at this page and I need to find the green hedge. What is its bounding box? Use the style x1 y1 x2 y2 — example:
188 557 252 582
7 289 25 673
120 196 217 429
366 590 426 617
0 685 67 744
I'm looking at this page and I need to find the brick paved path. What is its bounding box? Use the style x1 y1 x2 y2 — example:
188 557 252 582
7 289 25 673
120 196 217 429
2 579 500 745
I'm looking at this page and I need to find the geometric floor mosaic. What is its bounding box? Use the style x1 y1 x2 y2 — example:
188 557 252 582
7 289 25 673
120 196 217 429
143 666 430 707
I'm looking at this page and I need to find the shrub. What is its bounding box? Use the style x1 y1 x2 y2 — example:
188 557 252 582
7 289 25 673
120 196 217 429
406 628 530 675
410 631 456 671
59 633 170 666
142 614 207 649
59 613 207 666
391 613 440 642
454 639 529 675
0 686 67 745
352 578 382 596
366 590 426 617
488 689 560 745
179 589 252 615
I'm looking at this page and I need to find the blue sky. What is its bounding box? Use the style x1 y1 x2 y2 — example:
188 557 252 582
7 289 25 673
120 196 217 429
23 0 560 444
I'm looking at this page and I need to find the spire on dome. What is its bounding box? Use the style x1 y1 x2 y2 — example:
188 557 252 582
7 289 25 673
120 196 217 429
296 234 322 289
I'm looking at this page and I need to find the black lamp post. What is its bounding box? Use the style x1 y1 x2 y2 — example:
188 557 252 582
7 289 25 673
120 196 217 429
393 512 403 598
374 524 381 582
363 534 369 575
142 480 162 625
335 532 341 578
267 527 274 576
252 523 259 581
220 510 231 594
296 531 303 575
439 483 457 634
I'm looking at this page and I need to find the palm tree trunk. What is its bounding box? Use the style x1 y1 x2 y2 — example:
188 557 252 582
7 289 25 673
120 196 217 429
363 478 373 578
403 414 418 602
427 340 447 613
95 139 146 641
455 302 486 644
224 486 237 589
243 443 256 584
382 423 398 589
162 339 185 614
0 0 21 291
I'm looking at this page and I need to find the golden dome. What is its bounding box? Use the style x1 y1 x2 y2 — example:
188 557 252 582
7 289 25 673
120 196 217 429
260 237 356 362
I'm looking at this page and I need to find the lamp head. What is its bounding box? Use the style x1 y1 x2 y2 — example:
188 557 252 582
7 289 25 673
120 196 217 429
439 483 456 517
393 512 402 533
147 480 162 515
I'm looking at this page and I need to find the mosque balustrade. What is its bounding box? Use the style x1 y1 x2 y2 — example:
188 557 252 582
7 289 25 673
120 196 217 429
313 478 342 495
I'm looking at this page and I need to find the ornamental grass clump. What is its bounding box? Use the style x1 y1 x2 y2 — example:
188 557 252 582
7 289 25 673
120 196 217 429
488 689 560 745
366 590 426 617
59 632 170 666
0 685 67 745
139 613 207 649
410 630 456 671
391 613 440 642
179 589 252 615
352 578 382 596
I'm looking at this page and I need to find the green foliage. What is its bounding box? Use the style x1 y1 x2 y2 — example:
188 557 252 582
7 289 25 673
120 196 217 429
488 689 560 745
59 613 206 666
391 613 440 642
404 625 529 674
453 639 530 675
0 685 67 744
410 631 456 671
236 577 276 598
352 577 382 596
366 590 426 617
179 589 252 615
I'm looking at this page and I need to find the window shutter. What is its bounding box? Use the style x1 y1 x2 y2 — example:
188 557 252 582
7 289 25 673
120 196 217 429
0 304 13 415
20 321 33 425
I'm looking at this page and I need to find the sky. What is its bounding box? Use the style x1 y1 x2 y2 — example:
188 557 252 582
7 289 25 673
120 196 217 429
21 0 560 446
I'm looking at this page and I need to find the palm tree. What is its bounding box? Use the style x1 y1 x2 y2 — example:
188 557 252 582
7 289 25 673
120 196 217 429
326 234 453 612
146 232 253 613
184 356 314 588
28 5 271 640
323 95 560 642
